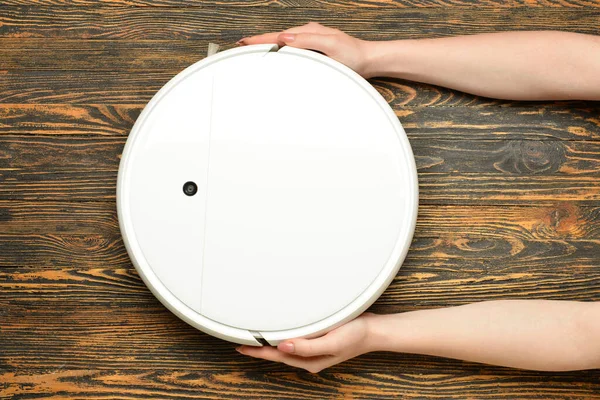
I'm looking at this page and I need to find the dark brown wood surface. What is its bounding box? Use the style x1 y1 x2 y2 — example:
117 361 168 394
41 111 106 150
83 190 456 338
1 2 600 399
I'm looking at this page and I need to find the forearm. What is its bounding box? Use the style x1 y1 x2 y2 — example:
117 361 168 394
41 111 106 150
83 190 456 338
362 31 600 100
367 300 600 371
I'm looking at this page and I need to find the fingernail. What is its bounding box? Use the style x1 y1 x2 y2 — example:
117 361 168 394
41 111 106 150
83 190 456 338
236 38 247 46
278 33 296 43
235 346 243 353
279 342 295 353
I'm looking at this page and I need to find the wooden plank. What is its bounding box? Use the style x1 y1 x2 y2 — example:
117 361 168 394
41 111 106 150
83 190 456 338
0 71 172 104
1 241 599 296
0 104 140 136
400 106 600 140
0 255 599 324
0 136 124 171
0 71 488 107
1 135 599 202
0 202 600 274
2 70 598 109
0 200 119 235
3 0 600 8
417 204 600 241
0 233 129 268
3 201 600 241
415 140 600 175
416 174 600 204
1 369 598 400
2 39 210 71
0 266 598 325
0 71 524 107
2 168 600 203
2 104 599 140
0 7 598 40
375 79 600 112
2 201 600 285
2 200 600 283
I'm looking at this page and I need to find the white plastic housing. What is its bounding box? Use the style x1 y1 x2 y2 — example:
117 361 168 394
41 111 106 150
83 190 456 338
117 44 418 346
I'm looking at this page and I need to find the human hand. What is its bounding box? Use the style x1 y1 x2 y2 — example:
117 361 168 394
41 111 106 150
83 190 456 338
237 22 373 78
236 312 377 373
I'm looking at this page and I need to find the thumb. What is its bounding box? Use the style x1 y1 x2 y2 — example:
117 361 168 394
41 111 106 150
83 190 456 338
278 334 340 357
277 32 337 55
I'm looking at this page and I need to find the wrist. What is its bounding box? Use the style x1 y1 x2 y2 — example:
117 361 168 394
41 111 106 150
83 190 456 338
360 40 399 79
365 311 424 353
364 312 401 352
360 39 418 79
358 40 380 79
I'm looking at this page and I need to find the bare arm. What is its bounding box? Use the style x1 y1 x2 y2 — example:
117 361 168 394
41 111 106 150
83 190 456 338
240 24 600 100
364 31 600 100
370 300 600 371
238 300 600 373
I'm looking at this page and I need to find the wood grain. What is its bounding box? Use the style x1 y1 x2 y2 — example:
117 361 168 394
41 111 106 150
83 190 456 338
2 201 600 289
2 39 211 71
1 135 599 203
0 263 599 396
3 136 600 176
3 201 600 240
1 7 599 40
2 1 600 399
3 69 598 109
3 0 600 7
0 104 140 136
1 237 599 295
0 71 506 106
1 369 599 400
2 104 599 140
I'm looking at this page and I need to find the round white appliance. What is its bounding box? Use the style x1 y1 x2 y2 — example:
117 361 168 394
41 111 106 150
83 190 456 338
117 44 418 346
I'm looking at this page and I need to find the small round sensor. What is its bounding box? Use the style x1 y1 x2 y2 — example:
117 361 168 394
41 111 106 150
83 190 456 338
183 181 198 196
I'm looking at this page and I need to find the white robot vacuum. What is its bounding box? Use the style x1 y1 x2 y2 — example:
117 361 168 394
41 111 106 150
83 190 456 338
117 44 418 346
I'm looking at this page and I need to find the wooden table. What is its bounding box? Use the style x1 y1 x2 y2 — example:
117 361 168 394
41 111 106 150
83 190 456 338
1 1 600 398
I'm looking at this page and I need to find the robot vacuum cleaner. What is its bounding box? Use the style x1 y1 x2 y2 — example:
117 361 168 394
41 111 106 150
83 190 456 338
117 44 418 346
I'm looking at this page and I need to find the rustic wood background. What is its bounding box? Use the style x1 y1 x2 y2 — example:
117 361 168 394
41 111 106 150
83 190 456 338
1 0 600 398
